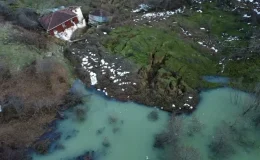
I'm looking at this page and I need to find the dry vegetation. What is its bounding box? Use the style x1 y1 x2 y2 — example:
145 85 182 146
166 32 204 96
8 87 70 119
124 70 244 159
0 59 71 158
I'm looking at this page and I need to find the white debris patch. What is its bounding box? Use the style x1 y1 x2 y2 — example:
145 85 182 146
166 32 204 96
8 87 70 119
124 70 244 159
211 47 218 53
141 7 185 19
132 4 151 13
243 14 251 18
197 41 218 53
219 57 226 73
181 27 192 36
90 72 98 85
80 50 137 92
254 9 260 15
225 36 239 42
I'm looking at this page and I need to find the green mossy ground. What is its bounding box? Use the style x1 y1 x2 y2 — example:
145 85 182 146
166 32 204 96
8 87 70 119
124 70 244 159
105 2 260 90
105 26 218 89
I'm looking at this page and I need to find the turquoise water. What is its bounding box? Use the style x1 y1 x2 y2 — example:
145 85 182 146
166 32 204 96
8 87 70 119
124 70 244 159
33 82 260 160
32 81 170 160
202 76 230 84
181 88 260 160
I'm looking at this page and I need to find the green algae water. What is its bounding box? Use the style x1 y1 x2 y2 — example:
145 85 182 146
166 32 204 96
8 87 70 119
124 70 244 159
33 82 260 160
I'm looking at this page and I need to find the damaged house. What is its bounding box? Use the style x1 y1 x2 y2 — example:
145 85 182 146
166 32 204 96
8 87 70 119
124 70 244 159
39 6 86 41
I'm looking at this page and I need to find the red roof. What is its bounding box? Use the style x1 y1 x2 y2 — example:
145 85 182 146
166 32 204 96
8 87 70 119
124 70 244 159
39 8 77 31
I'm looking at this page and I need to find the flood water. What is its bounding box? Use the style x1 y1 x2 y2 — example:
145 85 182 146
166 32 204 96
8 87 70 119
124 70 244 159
202 76 230 84
32 81 260 160
32 80 170 160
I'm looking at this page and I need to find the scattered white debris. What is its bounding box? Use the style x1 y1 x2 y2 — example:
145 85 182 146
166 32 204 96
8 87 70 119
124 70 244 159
172 104 176 108
225 36 239 42
188 96 193 99
243 14 251 18
183 103 190 107
254 9 260 15
141 7 185 19
197 10 202 13
103 32 107 35
211 47 218 53
132 4 151 13
181 27 192 36
190 106 193 109
200 27 205 30
219 57 226 73
90 72 98 85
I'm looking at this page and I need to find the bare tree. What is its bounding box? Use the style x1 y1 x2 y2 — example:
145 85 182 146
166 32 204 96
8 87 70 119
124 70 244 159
208 122 235 160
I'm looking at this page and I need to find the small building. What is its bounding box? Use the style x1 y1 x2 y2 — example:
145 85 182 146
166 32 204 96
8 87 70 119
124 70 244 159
39 6 86 41
88 9 110 26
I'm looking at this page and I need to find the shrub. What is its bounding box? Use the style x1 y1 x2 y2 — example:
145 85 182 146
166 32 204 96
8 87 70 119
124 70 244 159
9 27 48 49
0 142 28 160
1 96 24 122
102 137 110 148
0 62 11 83
74 106 86 122
33 140 51 155
108 114 118 124
147 110 159 121
0 2 10 16
187 116 204 136
153 132 170 149
208 123 235 159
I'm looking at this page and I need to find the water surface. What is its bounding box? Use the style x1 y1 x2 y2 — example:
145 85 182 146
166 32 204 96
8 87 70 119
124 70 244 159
33 82 260 160
33 81 169 160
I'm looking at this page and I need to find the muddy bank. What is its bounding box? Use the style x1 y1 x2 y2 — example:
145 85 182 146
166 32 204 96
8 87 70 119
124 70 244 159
64 34 199 113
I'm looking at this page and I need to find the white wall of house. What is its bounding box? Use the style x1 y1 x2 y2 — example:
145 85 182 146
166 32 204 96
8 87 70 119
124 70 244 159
72 7 86 28
54 7 86 41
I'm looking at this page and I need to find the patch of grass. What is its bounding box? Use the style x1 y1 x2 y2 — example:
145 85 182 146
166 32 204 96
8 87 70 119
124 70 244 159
224 57 260 88
0 44 39 72
105 26 217 89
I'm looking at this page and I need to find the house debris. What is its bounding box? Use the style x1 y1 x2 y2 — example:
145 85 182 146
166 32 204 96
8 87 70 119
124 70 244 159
132 4 151 13
39 6 86 41
88 9 111 26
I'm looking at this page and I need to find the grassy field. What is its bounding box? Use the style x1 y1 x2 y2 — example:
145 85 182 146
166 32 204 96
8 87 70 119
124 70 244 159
105 26 218 89
104 1 260 90
0 23 76 83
